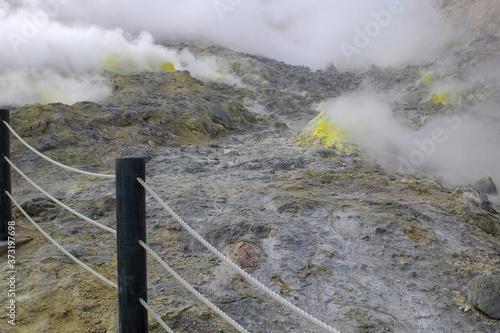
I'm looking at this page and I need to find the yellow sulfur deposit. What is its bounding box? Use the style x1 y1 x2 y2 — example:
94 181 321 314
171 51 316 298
296 112 356 153
422 74 433 82
161 62 176 71
28 74 70 104
432 93 449 105
311 116 346 146
104 53 176 72
103 53 138 72
104 54 117 70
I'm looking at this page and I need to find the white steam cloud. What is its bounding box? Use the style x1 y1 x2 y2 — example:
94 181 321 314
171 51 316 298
53 0 450 70
321 94 500 186
0 0 450 105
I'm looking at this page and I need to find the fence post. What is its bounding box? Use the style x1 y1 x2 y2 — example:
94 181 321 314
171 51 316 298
0 109 11 241
116 158 147 333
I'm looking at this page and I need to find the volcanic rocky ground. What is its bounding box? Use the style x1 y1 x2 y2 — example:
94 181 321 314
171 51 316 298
1 27 500 333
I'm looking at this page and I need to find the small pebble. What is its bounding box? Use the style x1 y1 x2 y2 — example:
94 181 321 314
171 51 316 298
199 312 211 320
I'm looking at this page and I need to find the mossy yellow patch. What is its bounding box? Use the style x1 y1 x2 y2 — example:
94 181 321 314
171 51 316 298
161 62 176 71
432 93 449 105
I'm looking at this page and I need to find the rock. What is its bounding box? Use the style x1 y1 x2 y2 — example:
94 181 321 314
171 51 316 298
36 134 60 152
69 244 91 258
21 198 56 216
295 111 354 153
470 34 500 47
312 148 337 159
22 200 45 216
475 177 498 195
472 215 500 236
453 188 497 213
273 121 288 129
325 62 338 73
52 113 66 124
199 311 211 320
229 241 265 269
92 196 116 218
86 326 107 333
31 119 47 132
468 275 500 319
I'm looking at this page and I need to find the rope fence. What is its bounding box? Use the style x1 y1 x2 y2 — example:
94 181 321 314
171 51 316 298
137 177 341 333
4 156 116 235
5 191 118 289
0 109 342 333
139 239 250 333
139 298 176 333
2 120 115 179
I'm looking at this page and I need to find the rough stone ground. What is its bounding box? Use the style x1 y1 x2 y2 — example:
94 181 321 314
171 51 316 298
2 115 499 333
1 12 500 333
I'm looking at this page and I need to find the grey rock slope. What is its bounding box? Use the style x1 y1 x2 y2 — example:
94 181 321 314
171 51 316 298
1 38 500 333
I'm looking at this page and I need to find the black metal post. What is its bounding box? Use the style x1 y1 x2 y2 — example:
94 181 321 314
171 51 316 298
0 109 11 241
116 158 147 333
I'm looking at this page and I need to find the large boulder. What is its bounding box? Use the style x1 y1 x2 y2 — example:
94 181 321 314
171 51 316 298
468 275 500 319
453 188 496 213
475 176 498 195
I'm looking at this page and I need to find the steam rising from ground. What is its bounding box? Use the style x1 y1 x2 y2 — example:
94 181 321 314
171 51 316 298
54 0 449 69
1 0 449 105
321 94 500 186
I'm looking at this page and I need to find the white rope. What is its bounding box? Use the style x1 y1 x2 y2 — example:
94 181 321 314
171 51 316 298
139 297 176 333
3 120 115 179
5 157 116 235
139 240 250 333
6 190 118 289
136 178 341 333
